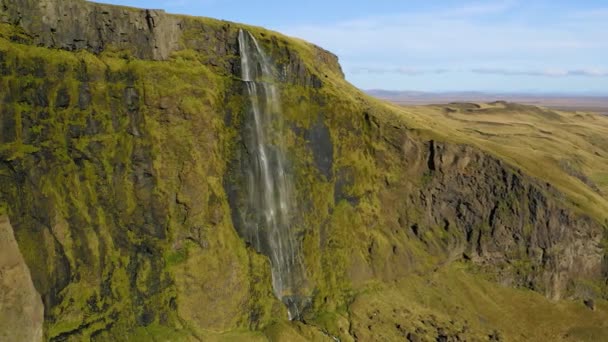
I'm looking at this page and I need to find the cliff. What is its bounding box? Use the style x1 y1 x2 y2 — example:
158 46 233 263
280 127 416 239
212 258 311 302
0 0 343 77
0 1 607 341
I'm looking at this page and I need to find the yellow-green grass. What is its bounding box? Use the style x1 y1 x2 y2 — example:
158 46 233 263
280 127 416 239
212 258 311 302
349 263 608 341
376 100 608 223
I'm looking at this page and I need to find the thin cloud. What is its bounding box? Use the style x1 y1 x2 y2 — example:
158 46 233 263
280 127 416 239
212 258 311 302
570 8 608 19
279 1 608 87
351 67 450 76
472 68 608 77
439 0 517 17
162 0 216 8
351 66 608 78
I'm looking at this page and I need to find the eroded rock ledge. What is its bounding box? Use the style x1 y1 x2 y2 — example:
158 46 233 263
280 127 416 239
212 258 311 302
372 120 606 300
0 0 344 80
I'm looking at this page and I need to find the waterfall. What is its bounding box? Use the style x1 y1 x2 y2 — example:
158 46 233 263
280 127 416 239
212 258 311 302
237 29 307 320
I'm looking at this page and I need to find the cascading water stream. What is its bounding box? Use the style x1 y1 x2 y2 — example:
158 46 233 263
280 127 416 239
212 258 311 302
237 29 307 320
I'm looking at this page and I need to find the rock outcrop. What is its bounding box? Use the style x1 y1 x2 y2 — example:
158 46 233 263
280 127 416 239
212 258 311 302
0 0 344 78
1 0 179 60
0 215 44 342
373 126 605 299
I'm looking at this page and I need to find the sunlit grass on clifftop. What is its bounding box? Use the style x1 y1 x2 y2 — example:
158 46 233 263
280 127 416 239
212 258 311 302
375 100 608 224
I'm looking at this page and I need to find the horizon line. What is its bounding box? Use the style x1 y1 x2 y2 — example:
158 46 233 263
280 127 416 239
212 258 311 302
365 89 608 97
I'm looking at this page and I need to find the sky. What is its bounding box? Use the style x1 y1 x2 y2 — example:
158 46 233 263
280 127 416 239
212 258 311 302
92 0 608 94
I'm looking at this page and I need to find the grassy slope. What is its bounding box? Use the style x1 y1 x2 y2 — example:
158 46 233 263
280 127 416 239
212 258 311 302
383 101 608 223
348 263 608 342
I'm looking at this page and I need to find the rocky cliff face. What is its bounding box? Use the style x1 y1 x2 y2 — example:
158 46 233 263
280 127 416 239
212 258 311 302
371 125 605 300
0 0 344 76
0 0 606 341
1 0 179 60
0 215 44 342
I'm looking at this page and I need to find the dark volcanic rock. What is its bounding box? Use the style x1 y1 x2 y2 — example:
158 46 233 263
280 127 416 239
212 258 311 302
0 0 180 60
305 116 334 179
0 0 344 79
584 299 595 311
374 121 605 300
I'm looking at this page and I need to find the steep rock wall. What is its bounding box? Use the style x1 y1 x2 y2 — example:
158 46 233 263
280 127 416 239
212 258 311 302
1 0 179 60
0 0 344 79
370 122 605 299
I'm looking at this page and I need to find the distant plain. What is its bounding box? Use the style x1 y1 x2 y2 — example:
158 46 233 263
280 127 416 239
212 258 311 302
368 95 608 223
368 90 608 115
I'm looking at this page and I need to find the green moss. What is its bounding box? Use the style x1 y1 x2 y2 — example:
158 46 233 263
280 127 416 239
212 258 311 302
165 247 188 267
421 170 434 186
345 263 608 341
122 323 192 341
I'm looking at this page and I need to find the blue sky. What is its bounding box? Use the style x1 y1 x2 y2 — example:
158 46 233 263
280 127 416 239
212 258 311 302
92 0 608 94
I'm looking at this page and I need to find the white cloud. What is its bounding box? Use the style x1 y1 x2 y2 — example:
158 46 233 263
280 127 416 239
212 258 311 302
161 0 219 9
570 8 608 20
277 1 608 80
471 68 608 77
350 66 608 78
435 0 518 17
351 67 450 75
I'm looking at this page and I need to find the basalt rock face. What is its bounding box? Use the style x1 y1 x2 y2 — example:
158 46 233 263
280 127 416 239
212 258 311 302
421 142 604 300
0 0 344 77
0 0 179 60
0 0 606 341
372 125 605 300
